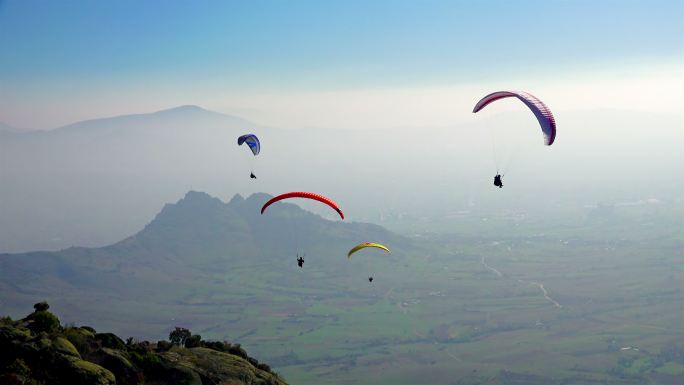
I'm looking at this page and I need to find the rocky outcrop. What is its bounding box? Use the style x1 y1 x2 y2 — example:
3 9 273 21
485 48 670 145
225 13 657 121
0 304 288 385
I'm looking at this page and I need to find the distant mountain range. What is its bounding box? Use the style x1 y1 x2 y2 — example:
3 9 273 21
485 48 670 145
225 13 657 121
0 121 22 133
0 105 286 252
0 104 475 252
0 191 410 337
1 104 681 253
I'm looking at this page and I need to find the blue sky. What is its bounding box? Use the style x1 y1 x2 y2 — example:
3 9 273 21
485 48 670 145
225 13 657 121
1 0 682 128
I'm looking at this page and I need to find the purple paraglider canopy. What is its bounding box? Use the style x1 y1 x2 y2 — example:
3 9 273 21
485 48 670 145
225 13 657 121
473 91 556 145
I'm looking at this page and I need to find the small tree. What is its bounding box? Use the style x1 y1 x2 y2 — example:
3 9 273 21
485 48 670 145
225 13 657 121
169 327 191 347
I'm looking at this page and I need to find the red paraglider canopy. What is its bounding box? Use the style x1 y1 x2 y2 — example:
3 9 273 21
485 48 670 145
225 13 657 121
261 192 344 219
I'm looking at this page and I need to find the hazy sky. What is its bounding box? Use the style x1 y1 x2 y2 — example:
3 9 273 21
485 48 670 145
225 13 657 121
0 0 682 129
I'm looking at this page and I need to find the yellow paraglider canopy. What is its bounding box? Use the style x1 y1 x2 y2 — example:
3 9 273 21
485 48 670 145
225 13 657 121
347 242 390 258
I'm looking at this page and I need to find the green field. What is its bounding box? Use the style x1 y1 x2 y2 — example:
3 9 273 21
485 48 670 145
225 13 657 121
180 214 683 384
2 197 682 385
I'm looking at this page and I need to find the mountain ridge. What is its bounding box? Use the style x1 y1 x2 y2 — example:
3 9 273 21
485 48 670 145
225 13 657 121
0 105 264 136
50 105 260 134
0 190 412 336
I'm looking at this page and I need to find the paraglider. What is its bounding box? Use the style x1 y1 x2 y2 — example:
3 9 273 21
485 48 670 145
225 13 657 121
347 242 390 258
347 243 390 283
494 174 503 188
261 192 344 219
473 91 556 187
237 134 260 179
262 193 343 269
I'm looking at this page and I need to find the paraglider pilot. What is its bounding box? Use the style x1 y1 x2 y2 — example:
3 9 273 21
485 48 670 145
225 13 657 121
250 172 257 179
368 276 374 283
494 174 503 188
297 254 305 268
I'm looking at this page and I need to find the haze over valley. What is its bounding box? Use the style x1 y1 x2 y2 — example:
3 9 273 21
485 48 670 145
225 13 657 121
1 1 682 384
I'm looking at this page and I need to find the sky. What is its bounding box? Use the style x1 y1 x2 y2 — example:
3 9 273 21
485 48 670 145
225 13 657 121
0 0 682 129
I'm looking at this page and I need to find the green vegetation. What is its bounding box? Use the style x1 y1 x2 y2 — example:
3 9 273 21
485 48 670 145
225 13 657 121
0 302 287 385
169 327 192 347
0 192 681 384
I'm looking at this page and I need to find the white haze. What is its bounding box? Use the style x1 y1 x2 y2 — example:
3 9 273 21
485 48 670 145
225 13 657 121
0 99 682 252
214 63 684 131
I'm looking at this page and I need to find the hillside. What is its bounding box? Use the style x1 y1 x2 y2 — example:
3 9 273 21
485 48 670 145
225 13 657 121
0 302 287 385
1 191 682 385
0 106 274 252
0 190 410 337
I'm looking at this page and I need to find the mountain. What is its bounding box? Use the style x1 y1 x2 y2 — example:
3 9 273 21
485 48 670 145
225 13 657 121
0 122 25 135
52 105 254 134
0 122 16 132
1 105 681 253
0 302 288 385
0 191 410 338
0 106 275 253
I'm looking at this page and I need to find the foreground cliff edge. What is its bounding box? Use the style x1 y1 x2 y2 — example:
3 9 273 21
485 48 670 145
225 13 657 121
0 302 288 385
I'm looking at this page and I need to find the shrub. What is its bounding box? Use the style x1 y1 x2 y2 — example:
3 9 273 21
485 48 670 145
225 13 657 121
257 363 271 372
226 343 248 359
156 340 173 352
129 351 162 372
126 340 152 355
29 311 60 334
201 340 227 352
184 334 202 348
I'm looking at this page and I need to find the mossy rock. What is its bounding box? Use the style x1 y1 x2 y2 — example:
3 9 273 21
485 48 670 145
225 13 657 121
147 363 202 385
75 327 95 338
95 333 126 350
66 357 116 385
53 336 81 358
0 324 31 343
64 327 97 356
161 347 286 385
94 347 141 385
37 337 52 350
1 308 287 385
101 348 133 370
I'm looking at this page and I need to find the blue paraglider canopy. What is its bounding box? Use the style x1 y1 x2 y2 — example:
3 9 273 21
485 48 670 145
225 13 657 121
237 134 260 155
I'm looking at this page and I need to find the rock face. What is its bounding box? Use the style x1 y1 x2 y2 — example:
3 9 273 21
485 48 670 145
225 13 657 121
161 348 284 385
0 304 288 385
